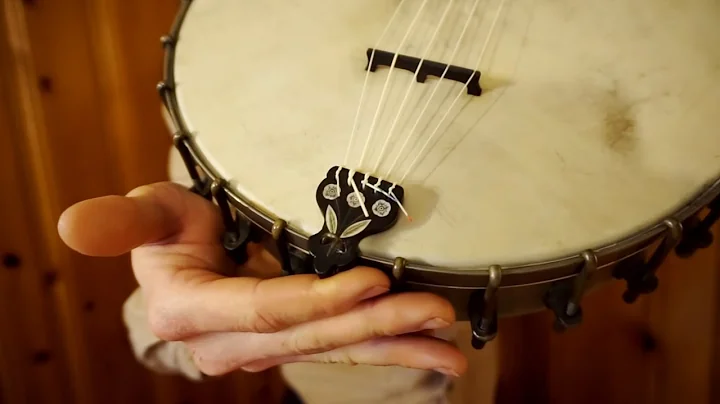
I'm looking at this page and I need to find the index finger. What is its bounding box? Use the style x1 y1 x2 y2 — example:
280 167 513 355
59 182 392 340
143 264 391 341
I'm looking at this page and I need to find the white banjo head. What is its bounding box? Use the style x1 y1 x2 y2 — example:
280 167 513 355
173 0 720 269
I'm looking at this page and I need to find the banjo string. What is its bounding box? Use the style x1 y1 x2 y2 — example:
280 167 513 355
342 0 408 170
342 0 500 220
364 181 412 221
369 0 456 179
382 0 484 183
356 0 431 180
378 0 484 222
349 0 430 219
398 0 508 185
337 0 407 214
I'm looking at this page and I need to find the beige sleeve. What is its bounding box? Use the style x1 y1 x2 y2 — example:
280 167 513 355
122 287 204 381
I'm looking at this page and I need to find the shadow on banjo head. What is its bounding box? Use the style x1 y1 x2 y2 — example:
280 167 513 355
478 75 513 95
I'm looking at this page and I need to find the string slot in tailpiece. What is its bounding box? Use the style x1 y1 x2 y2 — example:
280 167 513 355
365 48 482 96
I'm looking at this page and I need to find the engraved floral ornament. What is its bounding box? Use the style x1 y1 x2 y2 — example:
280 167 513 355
346 192 365 208
322 184 339 200
320 179 395 254
372 200 391 218
324 204 371 239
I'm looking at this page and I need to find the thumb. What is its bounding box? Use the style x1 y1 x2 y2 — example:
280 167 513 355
58 182 223 257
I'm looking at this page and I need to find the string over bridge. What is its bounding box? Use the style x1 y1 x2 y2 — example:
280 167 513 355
366 48 482 96
308 167 405 278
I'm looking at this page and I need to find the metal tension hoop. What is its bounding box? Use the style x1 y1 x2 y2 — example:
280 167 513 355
544 250 597 331
616 218 683 304
211 180 253 267
676 195 720 258
469 265 502 350
272 219 294 275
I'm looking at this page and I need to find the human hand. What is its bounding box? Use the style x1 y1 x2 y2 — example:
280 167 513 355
58 182 467 377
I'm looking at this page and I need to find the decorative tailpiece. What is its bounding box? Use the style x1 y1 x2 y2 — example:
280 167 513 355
308 167 405 278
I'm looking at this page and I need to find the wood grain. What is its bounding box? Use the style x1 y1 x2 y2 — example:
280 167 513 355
494 234 719 404
647 246 719 403
1 1 78 402
1 1 284 403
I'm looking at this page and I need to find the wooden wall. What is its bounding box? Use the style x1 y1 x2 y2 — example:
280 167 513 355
0 1 284 403
1 1 718 404
491 245 719 404
441 236 719 404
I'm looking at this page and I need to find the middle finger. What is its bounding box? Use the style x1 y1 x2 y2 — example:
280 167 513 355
185 292 455 367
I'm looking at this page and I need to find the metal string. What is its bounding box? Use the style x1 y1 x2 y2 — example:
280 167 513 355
369 0 456 178
398 0 508 185
383 0 484 182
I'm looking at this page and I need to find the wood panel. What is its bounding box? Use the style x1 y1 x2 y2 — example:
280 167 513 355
494 233 719 404
647 248 719 403
1 1 77 402
1 0 284 403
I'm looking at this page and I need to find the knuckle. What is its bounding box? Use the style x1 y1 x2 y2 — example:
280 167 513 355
147 295 196 341
247 281 287 333
190 352 226 376
248 310 279 333
282 330 325 356
190 347 240 377
307 286 341 318
186 337 256 377
316 298 341 319
362 304 395 337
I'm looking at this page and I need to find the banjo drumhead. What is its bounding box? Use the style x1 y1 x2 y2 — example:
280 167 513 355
173 0 720 269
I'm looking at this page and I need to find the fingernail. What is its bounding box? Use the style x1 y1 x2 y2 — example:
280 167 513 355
435 368 460 377
360 286 389 300
421 318 451 330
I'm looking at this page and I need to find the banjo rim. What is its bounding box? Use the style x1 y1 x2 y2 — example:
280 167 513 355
158 0 720 289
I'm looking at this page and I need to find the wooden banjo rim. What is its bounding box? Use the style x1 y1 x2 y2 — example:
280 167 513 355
158 0 720 289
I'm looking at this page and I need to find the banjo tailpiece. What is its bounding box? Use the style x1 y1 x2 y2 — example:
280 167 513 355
308 167 405 278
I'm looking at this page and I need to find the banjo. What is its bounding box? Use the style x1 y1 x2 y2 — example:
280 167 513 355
158 0 720 348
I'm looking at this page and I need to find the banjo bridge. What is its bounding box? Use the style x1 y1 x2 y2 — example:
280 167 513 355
366 48 482 96
308 167 405 278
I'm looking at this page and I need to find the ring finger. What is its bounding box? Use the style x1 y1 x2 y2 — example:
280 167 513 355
185 292 455 373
